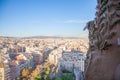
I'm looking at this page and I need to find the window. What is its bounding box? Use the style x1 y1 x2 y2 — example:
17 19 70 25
118 38 120 46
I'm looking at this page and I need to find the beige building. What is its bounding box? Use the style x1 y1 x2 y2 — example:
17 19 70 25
0 68 4 80
0 63 11 80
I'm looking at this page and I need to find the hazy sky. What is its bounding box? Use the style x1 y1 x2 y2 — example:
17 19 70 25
0 0 97 38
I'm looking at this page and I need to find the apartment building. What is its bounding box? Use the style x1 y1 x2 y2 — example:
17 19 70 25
0 63 11 80
48 49 63 64
59 51 85 72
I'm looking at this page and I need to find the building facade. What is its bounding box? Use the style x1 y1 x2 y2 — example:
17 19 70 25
59 51 85 72
0 63 11 80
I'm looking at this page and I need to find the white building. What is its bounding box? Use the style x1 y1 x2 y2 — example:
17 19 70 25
59 51 85 72
74 67 83 80
48 49 63 65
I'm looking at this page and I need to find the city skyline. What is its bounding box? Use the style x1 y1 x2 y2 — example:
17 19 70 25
0 0 97 38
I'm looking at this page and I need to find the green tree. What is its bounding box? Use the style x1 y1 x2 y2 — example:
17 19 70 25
56 77 62 80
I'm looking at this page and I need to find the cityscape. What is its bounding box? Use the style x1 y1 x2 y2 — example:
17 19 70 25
0 37 88 80
1 0 120 80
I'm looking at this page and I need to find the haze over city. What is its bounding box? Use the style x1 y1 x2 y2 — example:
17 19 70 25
0 0 97 38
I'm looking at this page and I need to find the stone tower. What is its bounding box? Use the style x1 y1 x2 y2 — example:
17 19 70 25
84 0 120 80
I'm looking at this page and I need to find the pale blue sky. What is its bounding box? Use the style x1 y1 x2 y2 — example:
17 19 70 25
0 0 97 38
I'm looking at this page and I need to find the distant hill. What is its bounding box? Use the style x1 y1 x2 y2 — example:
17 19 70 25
0 36 19 39
0 36 87 39
22 36 85 39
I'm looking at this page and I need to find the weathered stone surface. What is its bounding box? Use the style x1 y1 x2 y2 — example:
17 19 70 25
84 0 120 80
115 64 120 80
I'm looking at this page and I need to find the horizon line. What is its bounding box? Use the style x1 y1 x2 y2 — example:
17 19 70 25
0 35 88 39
